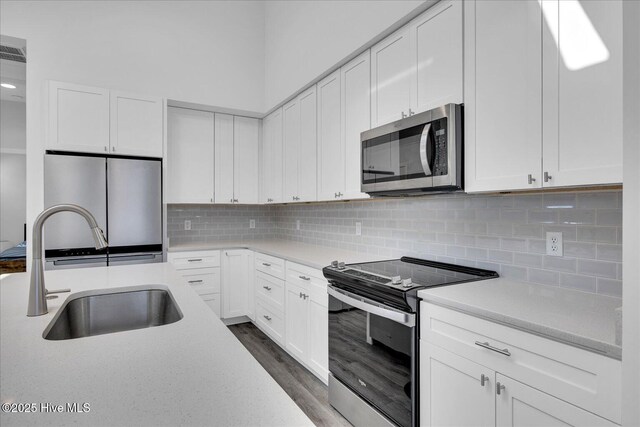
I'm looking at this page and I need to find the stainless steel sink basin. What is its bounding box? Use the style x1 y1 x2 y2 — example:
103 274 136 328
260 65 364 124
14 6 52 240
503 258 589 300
43 285 183 340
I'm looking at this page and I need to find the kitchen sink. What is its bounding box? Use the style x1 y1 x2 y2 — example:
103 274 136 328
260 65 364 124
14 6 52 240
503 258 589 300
43 285 183 340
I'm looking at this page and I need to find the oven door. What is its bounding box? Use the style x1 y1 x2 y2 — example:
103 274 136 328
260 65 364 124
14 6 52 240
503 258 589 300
328 285 416 427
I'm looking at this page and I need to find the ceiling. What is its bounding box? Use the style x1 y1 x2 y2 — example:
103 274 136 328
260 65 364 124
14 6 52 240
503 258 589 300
0 35 26 103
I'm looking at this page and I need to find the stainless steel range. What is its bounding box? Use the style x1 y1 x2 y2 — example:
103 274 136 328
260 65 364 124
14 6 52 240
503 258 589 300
323 257 498 427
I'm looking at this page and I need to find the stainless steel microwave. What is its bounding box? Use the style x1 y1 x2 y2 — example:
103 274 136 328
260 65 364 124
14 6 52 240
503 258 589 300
361 104 462 196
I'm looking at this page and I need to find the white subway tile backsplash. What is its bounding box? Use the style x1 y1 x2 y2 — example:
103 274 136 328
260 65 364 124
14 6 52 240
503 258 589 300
168 190 622 297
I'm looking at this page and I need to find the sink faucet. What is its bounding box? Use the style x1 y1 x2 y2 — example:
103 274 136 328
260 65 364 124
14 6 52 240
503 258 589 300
28 204 108 316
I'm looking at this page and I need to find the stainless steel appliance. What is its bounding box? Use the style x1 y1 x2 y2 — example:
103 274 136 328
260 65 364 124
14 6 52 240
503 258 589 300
361 104 462 196
44 153 162 269
323 257 498 427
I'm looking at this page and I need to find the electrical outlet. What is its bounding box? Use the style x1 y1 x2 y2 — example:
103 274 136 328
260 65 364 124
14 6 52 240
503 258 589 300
184 220 191 231
546 232 563 256
355 221 362 236
296 220 300 230
249 219 255 229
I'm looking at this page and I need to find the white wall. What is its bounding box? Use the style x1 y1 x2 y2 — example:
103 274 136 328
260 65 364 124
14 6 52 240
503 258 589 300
622 1 640 425
264 0 426 110
0 100 26 152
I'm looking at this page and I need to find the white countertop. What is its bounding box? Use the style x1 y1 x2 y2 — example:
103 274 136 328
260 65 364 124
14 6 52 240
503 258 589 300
0 264 312 426
418 278 623 359
169 239 389 270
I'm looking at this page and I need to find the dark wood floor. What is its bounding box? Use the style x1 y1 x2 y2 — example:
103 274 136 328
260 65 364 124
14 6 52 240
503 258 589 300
228 322 351 427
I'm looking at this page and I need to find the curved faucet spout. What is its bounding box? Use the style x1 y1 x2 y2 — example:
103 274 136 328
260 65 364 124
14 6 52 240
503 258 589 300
28 204 108 316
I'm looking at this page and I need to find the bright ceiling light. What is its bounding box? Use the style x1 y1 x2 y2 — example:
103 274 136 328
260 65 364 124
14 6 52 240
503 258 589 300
539 0 610 71
1 83 17 89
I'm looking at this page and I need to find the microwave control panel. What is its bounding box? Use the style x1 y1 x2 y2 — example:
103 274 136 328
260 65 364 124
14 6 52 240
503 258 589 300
432 117 448 176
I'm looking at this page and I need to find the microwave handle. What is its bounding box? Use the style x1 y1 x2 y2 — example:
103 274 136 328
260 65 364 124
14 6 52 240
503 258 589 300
420 123 433 177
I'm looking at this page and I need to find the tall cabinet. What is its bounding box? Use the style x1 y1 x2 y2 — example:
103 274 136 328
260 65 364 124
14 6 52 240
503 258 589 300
261 108 284 204
283 86 317 203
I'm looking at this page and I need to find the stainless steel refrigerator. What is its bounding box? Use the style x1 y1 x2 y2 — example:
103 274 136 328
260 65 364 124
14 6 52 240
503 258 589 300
43 153 163 270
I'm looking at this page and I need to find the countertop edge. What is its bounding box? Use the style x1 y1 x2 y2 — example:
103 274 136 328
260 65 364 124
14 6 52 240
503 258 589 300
419 294 622 360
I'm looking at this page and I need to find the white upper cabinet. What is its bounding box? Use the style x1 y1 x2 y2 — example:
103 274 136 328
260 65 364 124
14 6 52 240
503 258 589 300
283 86 318 203
214 113 235 203
465 0 543 192
110 91 163 157
48 81 163 157
466 0 623 193
261 108 283 204
542 0 623 187
341 50 371 200
48 81 110 154
167 107 214 203
414 0 463 113
317 70 344 201
370 25 414 127
370 2 464 128
233 116 260 204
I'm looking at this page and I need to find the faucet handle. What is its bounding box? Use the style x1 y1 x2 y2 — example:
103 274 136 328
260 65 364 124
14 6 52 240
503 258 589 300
46 288 71 295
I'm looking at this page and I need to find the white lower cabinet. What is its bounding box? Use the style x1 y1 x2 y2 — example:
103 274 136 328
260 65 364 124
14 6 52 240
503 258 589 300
221 249 254 320
167 250 221 317
420 302 621 426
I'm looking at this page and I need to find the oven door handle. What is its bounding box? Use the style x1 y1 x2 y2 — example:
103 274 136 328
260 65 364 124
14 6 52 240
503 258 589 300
328 285 415 327
419 123 433 177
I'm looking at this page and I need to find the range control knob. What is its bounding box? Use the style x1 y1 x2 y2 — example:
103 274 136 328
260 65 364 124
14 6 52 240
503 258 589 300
391 276 402 285
337 262 346 270
402 278 413 288
331 260 339 268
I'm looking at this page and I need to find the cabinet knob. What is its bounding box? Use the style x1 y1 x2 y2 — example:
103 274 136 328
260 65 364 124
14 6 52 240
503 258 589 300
263 315 272 321
262 262 271 267
480 374 488 387
496 382 505 395
527 174 536 184
233 198 238 203
111 146 115 152
402 111 408 119
409 108 415 116
298 275 310 281
263 285 272 291
544 171 552 182
104 146 108 152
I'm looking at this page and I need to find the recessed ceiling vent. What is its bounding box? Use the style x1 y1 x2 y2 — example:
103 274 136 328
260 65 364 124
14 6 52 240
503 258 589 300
0 45 26 63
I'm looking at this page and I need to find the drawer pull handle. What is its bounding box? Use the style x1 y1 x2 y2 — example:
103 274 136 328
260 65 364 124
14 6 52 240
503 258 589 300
496 382 505 395
187 259 203 262
188 280 203 284
262 262 271 267
480 374 488 387
298 275 310 281
263 286 272 291
475 341 511 357
263 315 272 321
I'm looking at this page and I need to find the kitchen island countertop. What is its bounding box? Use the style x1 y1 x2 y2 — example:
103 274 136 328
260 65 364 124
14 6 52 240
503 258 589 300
0 263 313 426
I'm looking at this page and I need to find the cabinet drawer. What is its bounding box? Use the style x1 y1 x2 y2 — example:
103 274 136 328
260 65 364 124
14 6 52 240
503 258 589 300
255 300 284 345
181 268 220 295
169 250 220 269
201 293 220 318
420 302 621 423
286 262 328 307
255 253 285 280
256 271 284 311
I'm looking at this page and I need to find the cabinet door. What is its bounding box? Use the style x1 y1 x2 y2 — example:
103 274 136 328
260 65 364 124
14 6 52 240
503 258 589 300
282 98 300 202
298 86 317 202
317 70 344 201
201 293 221 318
542 0 623 187
465 0 543 192
221 249 251 319
233 116 260 204
414 0 463 113
285 281 308 362
110 91 163 157
370 25 414 127
421 343 496 427
48 81 110 154
341 51 371 201
306 282 328 383
167 107 214 203
261 108 283 203
214 113 234 203
496 374 617 427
